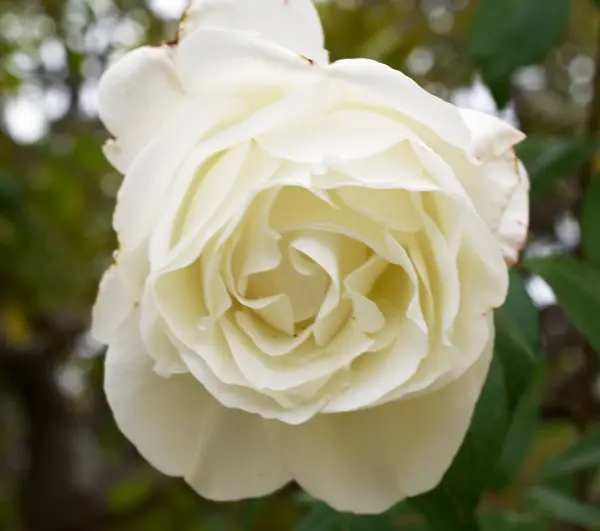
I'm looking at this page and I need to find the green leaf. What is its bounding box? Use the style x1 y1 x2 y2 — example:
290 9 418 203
480 512 547 531
494 271 540 410
581 177 600 266
243 497 271 529
468 0 571 107
492 378 542 489
516 137 599 197
526 487 600 528
541 427 600 479
524 255 600 351
294 503 342 531
410 355 509 530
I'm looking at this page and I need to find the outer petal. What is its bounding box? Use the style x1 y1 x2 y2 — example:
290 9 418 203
460 108 525 159
265 331 494 514
105 313 290 497
496 160 529 265
185 404 292 501
105 313 208 475
98 46 184 172
176 27 318 96
113 95 244 251
91 265 135 344
180 0 328 64
92 244 149 344
459 109 528 265
328 59 472 151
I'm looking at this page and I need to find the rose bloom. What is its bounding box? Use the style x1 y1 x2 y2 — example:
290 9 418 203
92 0 529 514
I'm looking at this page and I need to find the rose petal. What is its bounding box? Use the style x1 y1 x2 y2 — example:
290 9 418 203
106 313 291 498
104 313 209 476
497 160 530 266
458 109 529 265
180 0 328 64
177 28 318 96
265 331 493 514
329 59 472 151
98 46 183 172
113 96 244 250
184 404 291 501
91 265 135 344
460 108 525 160
257 109 414 164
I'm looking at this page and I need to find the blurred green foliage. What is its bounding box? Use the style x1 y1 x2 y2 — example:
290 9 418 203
1 1 600 530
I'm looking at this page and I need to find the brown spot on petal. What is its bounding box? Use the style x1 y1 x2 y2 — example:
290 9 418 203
300 55 315 65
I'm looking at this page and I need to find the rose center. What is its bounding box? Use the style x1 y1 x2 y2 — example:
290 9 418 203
245 234 330 330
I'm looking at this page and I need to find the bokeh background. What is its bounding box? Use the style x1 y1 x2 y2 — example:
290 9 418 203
2 0 600 530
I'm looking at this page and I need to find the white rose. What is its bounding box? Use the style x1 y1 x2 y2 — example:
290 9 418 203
92 0 529 514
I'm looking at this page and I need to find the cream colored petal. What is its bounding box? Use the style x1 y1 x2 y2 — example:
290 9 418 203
327 142 437 191
139 289 188 376
257 109 414 164
177 28 319 96
179 342 330 424
114 96 244 251
460 108 525 160
91 265 135 344
266 333 493 514
497 160 530 266
149 82 338 273
329 59 472 151
323 264 428 413
458 109 529 265
98 46 183 172
102 138 133 174
220 317 373 391
104 313 208 476
459 210 510 311
105 314 290 498
92 244 149 344
337 187 422 232
180 0 328 64
184 403 291 501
